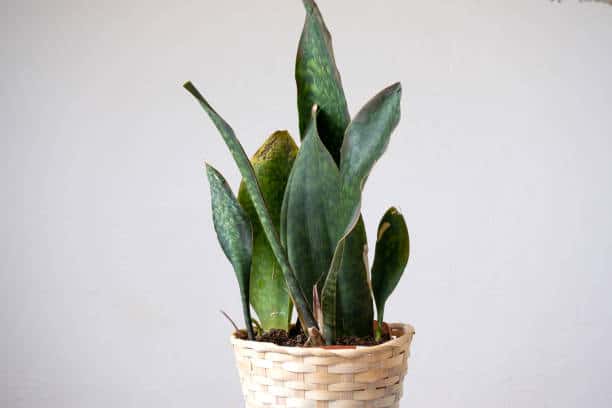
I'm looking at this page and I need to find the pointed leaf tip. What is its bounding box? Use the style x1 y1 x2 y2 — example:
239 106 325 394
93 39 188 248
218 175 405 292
390 82 402 94
302 0 317 13
205 163 219 182
378 82 402 102
339 82 402 198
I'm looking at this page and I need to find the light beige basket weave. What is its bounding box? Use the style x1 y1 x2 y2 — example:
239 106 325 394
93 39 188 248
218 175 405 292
231 323 415 408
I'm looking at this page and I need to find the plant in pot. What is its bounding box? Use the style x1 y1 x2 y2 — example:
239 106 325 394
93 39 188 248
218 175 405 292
184 0 414 406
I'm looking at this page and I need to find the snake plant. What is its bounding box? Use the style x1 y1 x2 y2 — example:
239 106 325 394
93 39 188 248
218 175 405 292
185 0 410 345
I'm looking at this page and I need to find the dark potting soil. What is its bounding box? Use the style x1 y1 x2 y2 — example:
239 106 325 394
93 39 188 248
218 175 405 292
236 324 392 347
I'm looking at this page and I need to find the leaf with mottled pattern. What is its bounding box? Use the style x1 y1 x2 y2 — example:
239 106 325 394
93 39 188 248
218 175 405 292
238 131 297 331
205 164 255 339
296 0 350 164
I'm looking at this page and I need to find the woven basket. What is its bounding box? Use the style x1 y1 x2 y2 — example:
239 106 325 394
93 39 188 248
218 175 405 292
230 323 415 407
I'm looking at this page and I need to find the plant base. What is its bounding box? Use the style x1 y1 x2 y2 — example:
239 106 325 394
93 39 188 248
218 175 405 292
231 323 415 407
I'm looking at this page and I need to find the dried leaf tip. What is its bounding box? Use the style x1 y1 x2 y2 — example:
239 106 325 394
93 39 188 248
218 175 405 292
183 81 195 93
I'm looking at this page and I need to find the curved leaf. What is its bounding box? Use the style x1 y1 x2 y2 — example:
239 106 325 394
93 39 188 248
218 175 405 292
238 131 298 330
340 82 402 194
205 164 255 339
371 207 410 336
296 0 350 164
184 82 321 342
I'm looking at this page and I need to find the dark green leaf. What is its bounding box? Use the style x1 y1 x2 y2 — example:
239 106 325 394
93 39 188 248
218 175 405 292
319 214 373 343
205 164 255 339
296 0 350 164
321 83 403 339
340 82 402 194
334 217 373 338
278 104 369 343
238 131 298 331
320 238 343 344
281 106 344 314
371 207 410 331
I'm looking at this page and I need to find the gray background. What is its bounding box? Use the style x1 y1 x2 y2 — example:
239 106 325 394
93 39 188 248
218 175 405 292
2 0 612 407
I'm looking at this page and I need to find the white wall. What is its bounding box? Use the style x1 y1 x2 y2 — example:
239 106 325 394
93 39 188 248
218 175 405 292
2 1 612 407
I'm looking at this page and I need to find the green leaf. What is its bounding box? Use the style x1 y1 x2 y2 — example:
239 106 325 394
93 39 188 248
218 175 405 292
371 207 410 336
238 131 298 331
296 0 350 164
184 82 321 343
280 103 373 342
320 238 343 344
281 106 344 315
323 83 402 339
319 216 372 344
334 217 373 338
340 82 402 194
205 164 255 339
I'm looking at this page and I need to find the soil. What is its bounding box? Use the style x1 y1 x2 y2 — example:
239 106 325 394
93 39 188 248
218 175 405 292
235 323 392 347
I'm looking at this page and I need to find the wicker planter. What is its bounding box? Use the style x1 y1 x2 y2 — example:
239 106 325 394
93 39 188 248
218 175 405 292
231 323 415 407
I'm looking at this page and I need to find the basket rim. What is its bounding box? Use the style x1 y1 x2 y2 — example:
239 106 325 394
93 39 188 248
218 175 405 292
230 322 415 357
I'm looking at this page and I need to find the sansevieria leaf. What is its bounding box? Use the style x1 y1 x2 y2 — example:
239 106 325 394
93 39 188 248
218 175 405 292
184 82 322 343
371 207 409 339
327 82 403 339
296 0 350 164
340 82 402 203
334 218 372 338
320 214 368 343
281 106 344 315
238 131 297 331
281 106 368 344
205 164 255 339
319 237 343 344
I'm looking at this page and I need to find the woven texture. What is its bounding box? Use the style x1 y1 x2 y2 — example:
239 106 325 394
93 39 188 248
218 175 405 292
231 323 415 407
